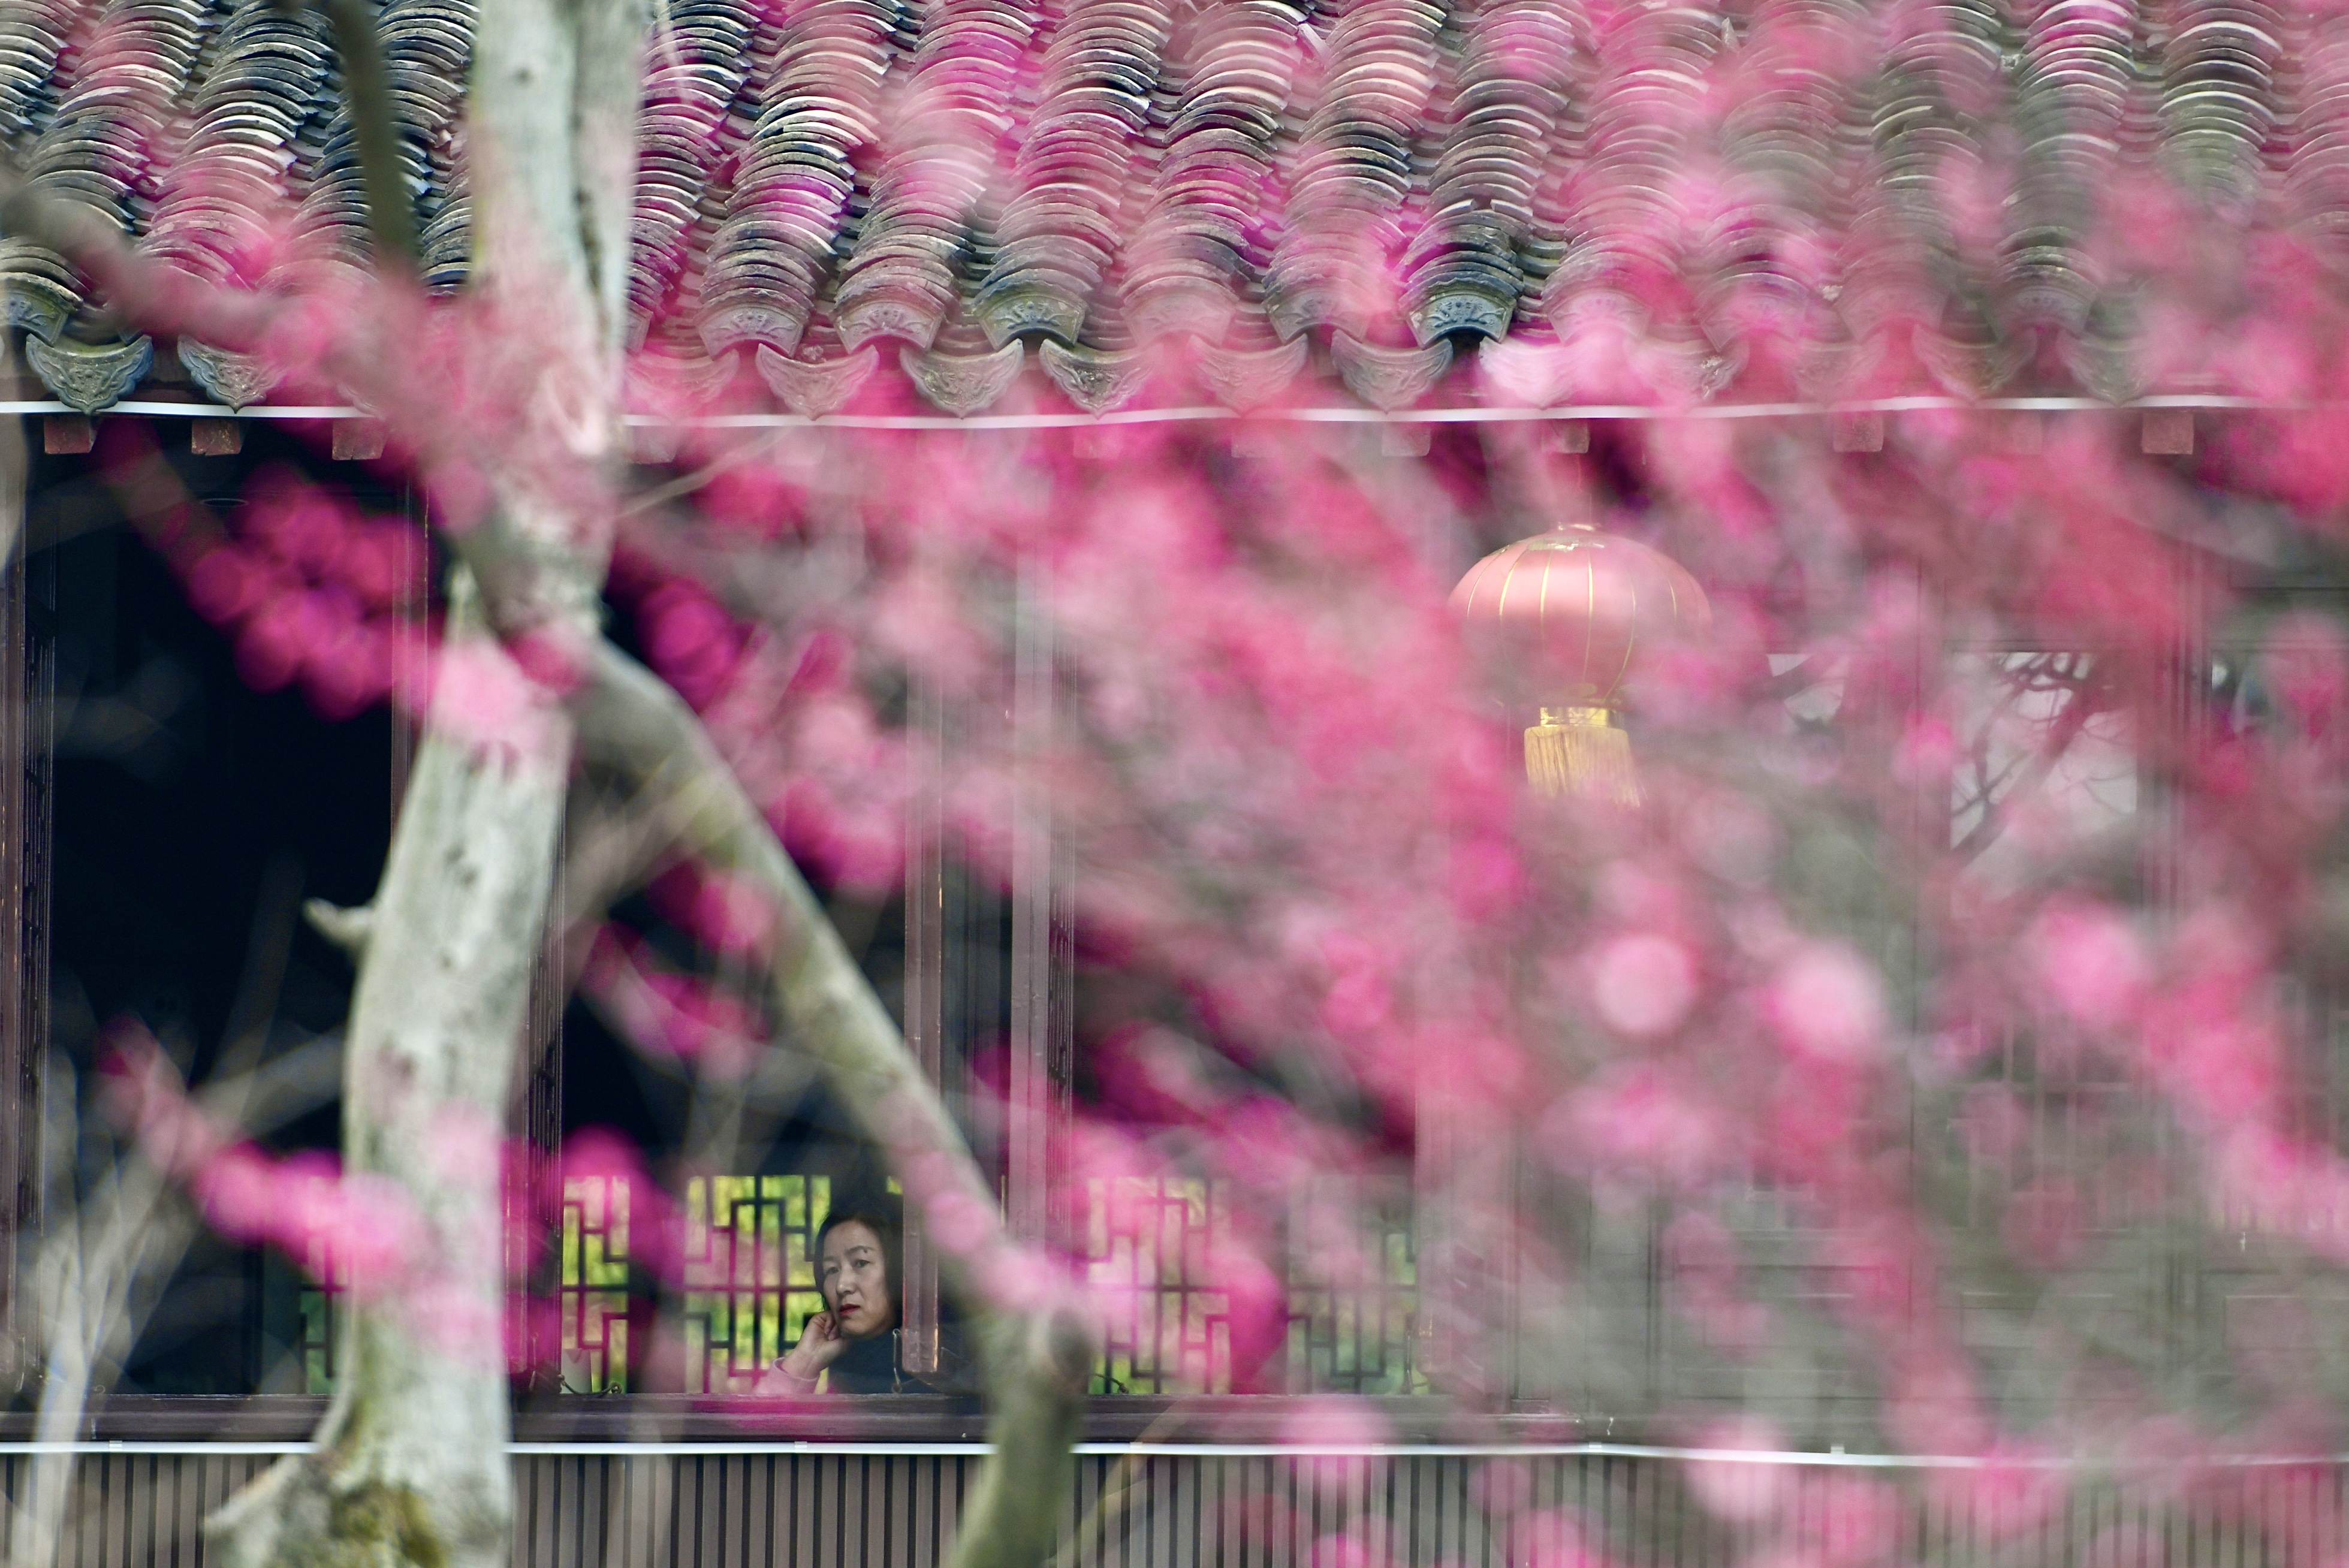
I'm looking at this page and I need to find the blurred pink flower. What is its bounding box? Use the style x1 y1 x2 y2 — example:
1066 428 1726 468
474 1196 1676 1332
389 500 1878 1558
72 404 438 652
2028 901 2151 1034
1590 933 1700 1039
1543 1066 1732 1189
1767 944 1886 1065
1683 1418 1795 1522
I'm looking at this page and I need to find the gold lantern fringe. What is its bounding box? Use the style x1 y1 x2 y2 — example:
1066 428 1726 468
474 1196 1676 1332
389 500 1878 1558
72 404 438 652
1524 706 1639 806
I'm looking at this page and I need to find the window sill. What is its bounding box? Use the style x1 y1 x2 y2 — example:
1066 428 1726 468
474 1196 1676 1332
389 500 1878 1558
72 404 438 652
2 1395 1601 1447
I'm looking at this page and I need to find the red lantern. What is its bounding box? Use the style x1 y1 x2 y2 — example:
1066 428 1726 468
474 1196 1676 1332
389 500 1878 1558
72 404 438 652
1450 522 1711 801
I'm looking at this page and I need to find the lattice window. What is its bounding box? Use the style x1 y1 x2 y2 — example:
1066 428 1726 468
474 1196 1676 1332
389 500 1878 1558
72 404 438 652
560 1174 634 1393
679 1174 831 1395
1077 1175 1422 1394
1081 1176 1232 1393
294 1222 347 1395
1286 1180 1422 1394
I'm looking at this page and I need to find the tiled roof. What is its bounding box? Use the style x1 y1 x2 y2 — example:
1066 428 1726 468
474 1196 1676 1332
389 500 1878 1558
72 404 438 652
0 0 2338 418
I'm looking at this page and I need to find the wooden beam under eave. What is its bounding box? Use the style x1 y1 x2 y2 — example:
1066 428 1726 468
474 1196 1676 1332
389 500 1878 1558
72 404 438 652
1833 410 1886 453
333 418 386 462
2143 409 2194 455
41 416 91 456
190 417 242 456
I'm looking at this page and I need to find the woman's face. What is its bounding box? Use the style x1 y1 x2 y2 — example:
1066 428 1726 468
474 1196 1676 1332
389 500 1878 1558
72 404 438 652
819 1220 897 1341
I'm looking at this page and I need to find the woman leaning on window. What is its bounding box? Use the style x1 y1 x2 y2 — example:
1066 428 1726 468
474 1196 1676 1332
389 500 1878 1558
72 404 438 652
771 1196 939 1395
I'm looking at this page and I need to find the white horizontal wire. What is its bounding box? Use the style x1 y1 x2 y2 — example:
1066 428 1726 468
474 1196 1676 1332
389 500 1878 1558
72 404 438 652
1 1439 2342 1468
0 402 364 418
0 393 2301 428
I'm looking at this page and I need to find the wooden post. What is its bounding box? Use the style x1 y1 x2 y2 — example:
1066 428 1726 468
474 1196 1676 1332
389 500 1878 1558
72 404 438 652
899 668 945 1374
1412 1078 1517 1399
0 407 51 1388
1008 555 1072 1255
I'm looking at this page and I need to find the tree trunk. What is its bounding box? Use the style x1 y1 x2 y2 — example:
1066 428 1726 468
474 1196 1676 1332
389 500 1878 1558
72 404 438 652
209 575 571 1568
209 0 637 1548
191 0 1094 1546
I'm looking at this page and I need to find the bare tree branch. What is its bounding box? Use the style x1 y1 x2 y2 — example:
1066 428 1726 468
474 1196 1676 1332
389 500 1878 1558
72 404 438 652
300 0 421 269
577 641 1095 1568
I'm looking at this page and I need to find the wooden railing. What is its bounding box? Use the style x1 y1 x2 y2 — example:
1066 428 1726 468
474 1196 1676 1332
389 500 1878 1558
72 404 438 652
1 1428 2332 1566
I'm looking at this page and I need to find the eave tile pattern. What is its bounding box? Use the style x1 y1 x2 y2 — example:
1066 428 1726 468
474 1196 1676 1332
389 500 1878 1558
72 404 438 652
2 0 2344 419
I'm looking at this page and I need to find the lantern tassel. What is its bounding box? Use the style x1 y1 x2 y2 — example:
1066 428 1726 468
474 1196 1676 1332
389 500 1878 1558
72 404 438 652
1525 706 1639 806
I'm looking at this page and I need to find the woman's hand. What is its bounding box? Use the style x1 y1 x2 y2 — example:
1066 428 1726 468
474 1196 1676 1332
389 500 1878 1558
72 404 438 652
773 1310 848 1390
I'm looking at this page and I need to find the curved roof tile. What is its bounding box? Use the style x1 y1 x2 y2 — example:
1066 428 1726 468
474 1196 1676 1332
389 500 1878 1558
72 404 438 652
0 0 2338 418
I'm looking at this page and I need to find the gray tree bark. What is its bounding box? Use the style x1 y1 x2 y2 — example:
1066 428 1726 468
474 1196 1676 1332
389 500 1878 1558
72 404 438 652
209 574 572 1568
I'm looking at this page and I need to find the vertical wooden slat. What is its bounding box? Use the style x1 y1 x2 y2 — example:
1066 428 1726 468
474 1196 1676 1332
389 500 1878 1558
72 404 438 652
1216 1455 1234 1568
1183 1453 1206 1568
665 1454 690 1568
840 1451 865 1568
52 1452 74 1568
551 1454 579 1568
101 1452 125 1568
537 1454 565 1568
1293 1453 1313 1568
589 1453 618 1568
792 1449 820 1568
127 1454 156 1568
825 1452 849 1568
1249 1454 1267 1568
648 1454 677 1568
83 1454 107 1568
1141 1455 1166 1568
101 1452 123 1568
756 1452 779 1568
1187 1453 1208 1568
927 1452 951 1568
692 1454 720 1568
695 1452 719 1568
623 1452 648 1568
863 1454 889 1568
179 1456 209 1568
610 1451 636 1568
901 1453 927 1568
948 1449 969 1568
723 1454 753 1568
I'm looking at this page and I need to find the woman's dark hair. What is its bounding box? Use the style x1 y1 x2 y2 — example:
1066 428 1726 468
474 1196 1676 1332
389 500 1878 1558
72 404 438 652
815 1192 904 1317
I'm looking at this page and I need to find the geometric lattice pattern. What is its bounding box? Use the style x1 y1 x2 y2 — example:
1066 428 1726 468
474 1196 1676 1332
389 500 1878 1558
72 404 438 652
679 1174 831 1395
1077 1175 1423 1395
294 1217 348 1396
552 1172 835 1394
559 1174 634 1394
1284 1179 1424 1396
1079 1175 1234 1395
